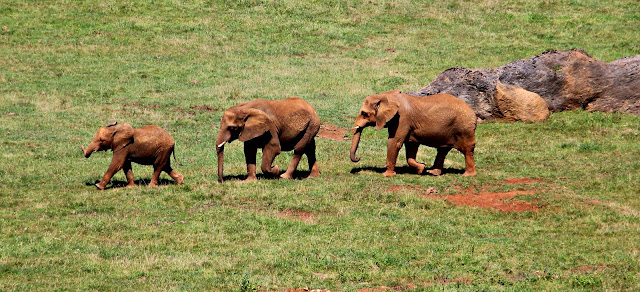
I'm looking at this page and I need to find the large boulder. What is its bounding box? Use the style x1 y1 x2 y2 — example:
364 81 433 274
409 49 640 120
495 82 550 122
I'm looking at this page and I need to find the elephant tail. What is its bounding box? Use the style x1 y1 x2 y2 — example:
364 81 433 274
172 148 183 166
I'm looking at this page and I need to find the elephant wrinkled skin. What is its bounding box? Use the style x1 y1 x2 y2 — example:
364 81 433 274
350 90 477 177
82 122 184 190
216 97 321 182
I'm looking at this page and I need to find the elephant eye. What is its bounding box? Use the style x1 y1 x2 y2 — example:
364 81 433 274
361 111 368 118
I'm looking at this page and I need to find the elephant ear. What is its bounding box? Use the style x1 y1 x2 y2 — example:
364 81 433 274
239 109 274 142
112 123 134 151
374 95 400 130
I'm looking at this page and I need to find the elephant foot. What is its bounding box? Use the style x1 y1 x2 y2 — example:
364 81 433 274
426 169 442 176
462 170 477 177
273 165 281 176
307 171 321 179
244 176 258 182
383 170 397 177
126 183 136 188
173 173 184 185
265 165 280 177
416 164 426 175
95 183 106 190
280 172 294 179
148 181 158 187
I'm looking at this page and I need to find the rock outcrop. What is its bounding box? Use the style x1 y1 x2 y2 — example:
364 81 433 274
409 49 640 120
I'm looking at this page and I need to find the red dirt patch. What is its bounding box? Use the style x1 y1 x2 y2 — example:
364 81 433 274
317 123 349 141
425 190 540 212
358 283 416 291
387 178 544 212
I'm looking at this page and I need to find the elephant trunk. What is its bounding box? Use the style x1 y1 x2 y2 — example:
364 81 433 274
217 145 225 183
216 131 229 183
82 143 96 158
350 127 363 162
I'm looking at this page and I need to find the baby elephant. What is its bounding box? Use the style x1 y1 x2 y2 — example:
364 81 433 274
82 122 184 190
216 97 321 182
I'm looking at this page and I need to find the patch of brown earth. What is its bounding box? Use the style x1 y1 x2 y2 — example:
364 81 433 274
317 123 349 141
424 190 539 212
278 289 332 292
387 178 543 212
357 283 416 291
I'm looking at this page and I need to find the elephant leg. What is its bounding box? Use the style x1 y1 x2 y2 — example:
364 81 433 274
384 138 404 177
149 165 163 187
150 152 170 187
244 144 258 181
427 147 451 176
459 143 477 177
261 140 281 177
123 160 136 188
96 156 126 190
305 139 320 178
164 165 184 185
405 142 425 174
281 150 302 179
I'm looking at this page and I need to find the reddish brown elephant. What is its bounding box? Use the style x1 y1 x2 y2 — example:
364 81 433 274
82 122 184 190
216 97 321 182
350 90 477 177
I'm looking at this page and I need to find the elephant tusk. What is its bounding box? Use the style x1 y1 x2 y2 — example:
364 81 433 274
354 126 359 129
217 141 226 148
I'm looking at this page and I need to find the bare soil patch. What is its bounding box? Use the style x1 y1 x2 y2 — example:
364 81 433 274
387 178 543 212
425 190 539 212
357 283 416 291
317 123 349 141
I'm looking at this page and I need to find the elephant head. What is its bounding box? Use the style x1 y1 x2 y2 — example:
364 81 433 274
82 122 135 158
215 108 274 182
350 91 400 162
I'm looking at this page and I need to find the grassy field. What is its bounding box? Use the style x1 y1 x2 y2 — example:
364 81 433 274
2 0 640 290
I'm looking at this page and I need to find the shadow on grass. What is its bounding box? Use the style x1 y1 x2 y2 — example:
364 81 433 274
85 178 178 190
219 170 314 182
350 165 465 175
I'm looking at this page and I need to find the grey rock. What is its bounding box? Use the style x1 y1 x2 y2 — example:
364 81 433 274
409 49 640 119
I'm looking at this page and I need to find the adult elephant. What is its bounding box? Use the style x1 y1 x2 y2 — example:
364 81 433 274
216 97 321 182
350 90 477 177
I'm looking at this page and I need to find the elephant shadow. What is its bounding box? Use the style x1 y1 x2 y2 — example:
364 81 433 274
85 178 177 189
220 170 313 182
350 166 465 176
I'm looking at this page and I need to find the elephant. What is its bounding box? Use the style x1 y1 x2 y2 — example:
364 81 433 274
350 90 477 177
215 97 321 182
81 122 184 190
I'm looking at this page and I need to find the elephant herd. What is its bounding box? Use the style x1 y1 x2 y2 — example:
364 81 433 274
82 90 478 190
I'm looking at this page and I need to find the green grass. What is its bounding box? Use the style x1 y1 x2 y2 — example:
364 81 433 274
2 0 640 290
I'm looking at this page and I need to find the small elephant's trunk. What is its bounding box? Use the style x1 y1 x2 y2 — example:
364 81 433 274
82 144 94 158
350 127 363 162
